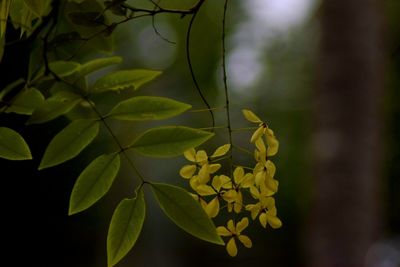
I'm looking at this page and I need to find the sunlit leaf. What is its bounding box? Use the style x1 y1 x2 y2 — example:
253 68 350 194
79 56 122 76
69 153 121 215
108 96 191 121
6 88 44 115
39 119 100 170
92 69 161 93
107 189 145 267
23 0 51 17
151 183 224 245
27 90 82 124
0 127 32 160
130 126 214 157
9 0 36 37
0 0 12 38
49 61 81 77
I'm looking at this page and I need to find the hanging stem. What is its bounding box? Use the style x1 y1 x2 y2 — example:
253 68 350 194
222 0 233 175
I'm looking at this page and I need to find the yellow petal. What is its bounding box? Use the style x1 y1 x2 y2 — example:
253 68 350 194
220 175 232 189
238 235 252 248
179 165 196 179
259 182 275 197
251 126 265 143
249 186 260 199
205 197 220 218
236 217 249 233
211 144 231 158
227 202 233 212
183 148 196 162
242 109 262 123
196 150 208 164
255 171 266 187
212 176 222 191
199 198 208 210
266 160 276 177
266 129 279 156
209 163 221 173
227 219 235 232
267 215 282 229
222 190 237 203
189 176 200 191
259 213 267 228
233 166 244 184
241 173 254 188
265 177 278 192
234 202 242 213
216 226 232 236
226 238 238 257
255 137 266 153
196 185 216 196
198 164 211 184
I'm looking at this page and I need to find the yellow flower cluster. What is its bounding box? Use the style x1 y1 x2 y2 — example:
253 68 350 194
179 109 282 257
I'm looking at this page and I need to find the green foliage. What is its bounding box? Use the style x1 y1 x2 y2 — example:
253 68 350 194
4 88 44 115
107 189 145 267
0 0 11 38
22 0 51 18
69 153 121 215
108 96 191 121
92 70 162 93
130 126 214 157
0 127 32 160
39 119 100 169
27 90 82 124
79 56 122 76
0 0 283 264
151 183 224 245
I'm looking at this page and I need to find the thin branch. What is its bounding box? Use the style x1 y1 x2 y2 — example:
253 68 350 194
222 0 232 175
185 0 215 129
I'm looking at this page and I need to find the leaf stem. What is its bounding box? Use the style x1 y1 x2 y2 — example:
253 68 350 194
222 0 233 176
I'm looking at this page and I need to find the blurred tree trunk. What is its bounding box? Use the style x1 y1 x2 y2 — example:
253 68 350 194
308 0 384 267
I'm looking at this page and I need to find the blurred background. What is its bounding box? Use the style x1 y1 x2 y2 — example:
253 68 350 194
1 0 399 266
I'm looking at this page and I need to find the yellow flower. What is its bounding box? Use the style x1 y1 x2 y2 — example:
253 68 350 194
180 148 221 179
184 148 208 164
246 183 275 219
225 167 255 213
217 218 252 257
246 192 282 229
258 197 282 229
194 175 233 218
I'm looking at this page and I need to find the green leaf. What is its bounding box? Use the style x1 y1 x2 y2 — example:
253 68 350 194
79 56 122 77
10 0 36 37
0 33 4 63
0 127 32 160
27 90 82 124
0 78 25 101
0 0 12 38
151 183 223 245
107 189 145 267
69 153 121 215
130 126 214 157
49 61 81 77
92 69 161 93
39 119 100 170
23 0 51 17
6 88 44 115
108 96 191 121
